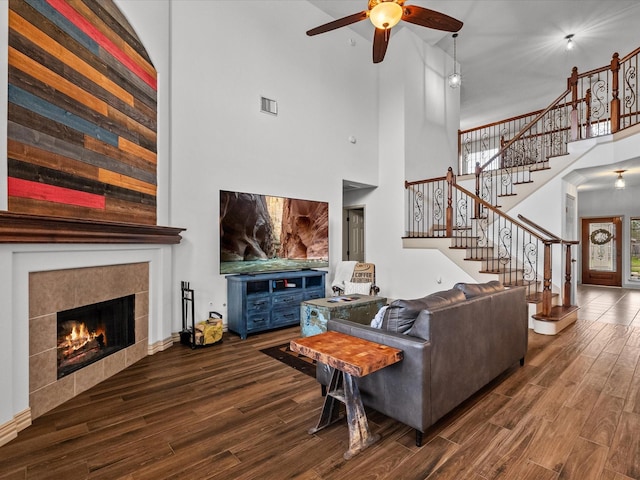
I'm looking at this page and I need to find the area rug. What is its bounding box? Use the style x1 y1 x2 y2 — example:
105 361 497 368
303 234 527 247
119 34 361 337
260 342 316 378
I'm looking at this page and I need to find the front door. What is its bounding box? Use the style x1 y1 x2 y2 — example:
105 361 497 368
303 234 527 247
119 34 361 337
581 216 622 286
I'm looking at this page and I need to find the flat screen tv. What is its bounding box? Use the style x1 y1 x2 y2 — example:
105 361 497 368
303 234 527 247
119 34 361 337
220 190 329 275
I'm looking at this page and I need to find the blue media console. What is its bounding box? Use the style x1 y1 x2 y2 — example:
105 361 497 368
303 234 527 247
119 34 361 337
226 270 327 339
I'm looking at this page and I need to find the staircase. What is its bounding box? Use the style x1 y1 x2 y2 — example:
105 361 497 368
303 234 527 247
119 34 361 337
404 169 578 335
403 45 640 335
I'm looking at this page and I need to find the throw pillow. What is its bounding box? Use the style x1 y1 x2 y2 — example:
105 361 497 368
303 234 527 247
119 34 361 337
370 305 388 329
344 281 371 295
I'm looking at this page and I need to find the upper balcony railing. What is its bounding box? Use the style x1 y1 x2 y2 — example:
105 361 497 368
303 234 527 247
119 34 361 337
458 46 640 196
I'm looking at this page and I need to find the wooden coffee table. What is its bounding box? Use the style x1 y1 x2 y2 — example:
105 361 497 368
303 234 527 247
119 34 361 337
290 331 403 459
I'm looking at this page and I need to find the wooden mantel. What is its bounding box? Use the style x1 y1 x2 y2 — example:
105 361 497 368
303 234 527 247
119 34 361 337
0 212 184 244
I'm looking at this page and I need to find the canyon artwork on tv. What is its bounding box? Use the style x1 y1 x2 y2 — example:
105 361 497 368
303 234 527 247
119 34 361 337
220 190 329 274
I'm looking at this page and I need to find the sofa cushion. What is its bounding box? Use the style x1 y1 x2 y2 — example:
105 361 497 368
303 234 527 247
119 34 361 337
382 288 465 333
454 281 504 299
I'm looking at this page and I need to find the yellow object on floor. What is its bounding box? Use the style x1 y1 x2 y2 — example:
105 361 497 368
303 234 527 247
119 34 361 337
194 318 223 345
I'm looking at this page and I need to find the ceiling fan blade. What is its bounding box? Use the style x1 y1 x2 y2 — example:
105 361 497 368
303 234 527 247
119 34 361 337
306 11 368 36
402 5 463 32
373 28 390 64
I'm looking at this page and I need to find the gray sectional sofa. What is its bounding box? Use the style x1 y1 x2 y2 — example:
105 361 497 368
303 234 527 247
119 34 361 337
316 281 529 446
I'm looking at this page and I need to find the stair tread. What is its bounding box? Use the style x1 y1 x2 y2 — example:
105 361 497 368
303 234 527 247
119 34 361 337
479 268 524 274
532 305 579 322
504 279 538 287
432 225 472 232
526 291 560 303
529 165 551 172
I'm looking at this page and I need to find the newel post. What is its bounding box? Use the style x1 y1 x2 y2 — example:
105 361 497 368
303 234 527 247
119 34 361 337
563 243 573 308
446 167 454 237
569 67 580 141
542 241 553 317
610 52 620 133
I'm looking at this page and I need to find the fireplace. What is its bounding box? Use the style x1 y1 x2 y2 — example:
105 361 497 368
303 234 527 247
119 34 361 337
57 295 135 379
28 262 150 420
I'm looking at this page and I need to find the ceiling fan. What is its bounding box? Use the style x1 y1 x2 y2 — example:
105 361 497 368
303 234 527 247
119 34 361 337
306 0 463 63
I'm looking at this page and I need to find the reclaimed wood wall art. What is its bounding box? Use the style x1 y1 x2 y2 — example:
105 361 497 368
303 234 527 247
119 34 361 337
8 0 158 225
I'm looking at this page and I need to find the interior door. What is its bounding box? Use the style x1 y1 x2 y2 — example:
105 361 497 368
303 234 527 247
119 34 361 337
344 207 365 262
581 216 622 286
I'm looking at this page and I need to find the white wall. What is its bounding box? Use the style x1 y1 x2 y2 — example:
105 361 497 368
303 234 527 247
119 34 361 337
403 31 460 181
168 3 464 316
169 1 382 324
343 30 473 300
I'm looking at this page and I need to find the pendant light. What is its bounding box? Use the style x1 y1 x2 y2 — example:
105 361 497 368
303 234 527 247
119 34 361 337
448 33 461 88
565 34 575 51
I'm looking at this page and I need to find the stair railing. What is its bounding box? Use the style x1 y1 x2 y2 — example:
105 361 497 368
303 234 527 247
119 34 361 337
472 87 573 211
459 46 640 212
614 46 640 131
517 214 580 310
406 168 560 314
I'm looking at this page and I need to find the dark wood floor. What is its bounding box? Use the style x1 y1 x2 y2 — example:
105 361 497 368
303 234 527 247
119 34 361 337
2 285 640 479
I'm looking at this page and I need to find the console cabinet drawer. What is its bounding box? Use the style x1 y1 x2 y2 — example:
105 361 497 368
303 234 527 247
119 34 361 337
226 270 327 339
247 313 270 331
304 288 324 301
247 295 270 312
272 293 303 307
271 307 299 327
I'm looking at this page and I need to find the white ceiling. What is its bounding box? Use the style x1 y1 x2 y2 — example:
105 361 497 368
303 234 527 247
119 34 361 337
567 157 640 192
307 0 640 191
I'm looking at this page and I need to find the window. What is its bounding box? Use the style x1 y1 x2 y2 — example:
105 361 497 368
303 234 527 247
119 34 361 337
461 148 499 175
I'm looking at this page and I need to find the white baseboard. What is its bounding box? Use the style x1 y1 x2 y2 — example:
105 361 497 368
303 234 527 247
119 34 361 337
0 408 31 448
147 336 174 355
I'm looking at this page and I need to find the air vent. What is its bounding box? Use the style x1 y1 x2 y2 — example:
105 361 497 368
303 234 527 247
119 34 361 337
260 97 278 116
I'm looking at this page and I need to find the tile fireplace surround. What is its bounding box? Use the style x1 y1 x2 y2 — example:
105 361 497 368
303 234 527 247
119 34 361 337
29 263 150 419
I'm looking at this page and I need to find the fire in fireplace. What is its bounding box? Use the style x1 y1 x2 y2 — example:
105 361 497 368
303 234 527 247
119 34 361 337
57 295 135 378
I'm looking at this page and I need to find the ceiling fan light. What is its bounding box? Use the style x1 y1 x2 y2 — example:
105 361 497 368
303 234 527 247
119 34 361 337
369 2 403 30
